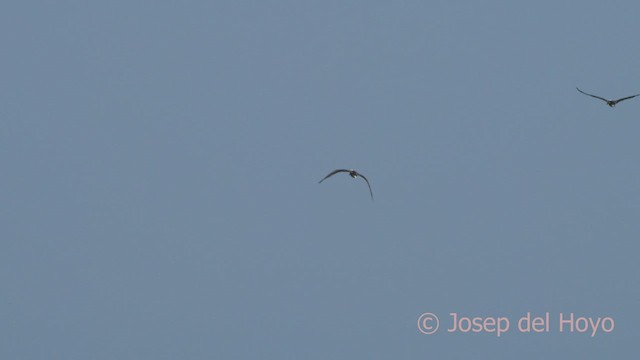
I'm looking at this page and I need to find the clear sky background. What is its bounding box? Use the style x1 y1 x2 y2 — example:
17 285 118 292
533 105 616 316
2 1 639 359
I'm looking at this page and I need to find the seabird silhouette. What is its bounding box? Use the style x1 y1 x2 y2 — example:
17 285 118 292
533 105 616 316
576 87 640 107
318 169 373 200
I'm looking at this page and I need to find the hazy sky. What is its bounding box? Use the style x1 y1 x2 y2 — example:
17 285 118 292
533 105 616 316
2 1 639 358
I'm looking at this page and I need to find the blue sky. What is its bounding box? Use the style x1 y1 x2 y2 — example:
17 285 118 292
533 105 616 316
2 1 639 358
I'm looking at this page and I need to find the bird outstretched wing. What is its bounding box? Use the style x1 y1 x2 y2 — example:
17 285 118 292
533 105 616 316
613 93 640 104
576 87 609 103
357 173 374 200
318 169 350 183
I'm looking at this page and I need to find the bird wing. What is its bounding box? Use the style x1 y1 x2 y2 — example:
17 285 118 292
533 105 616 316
318 169 350 183
613 93 640 104
357 173 374 200
576 87 610 103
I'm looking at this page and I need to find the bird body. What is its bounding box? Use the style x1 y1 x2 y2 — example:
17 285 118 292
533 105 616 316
319 169 373 200
576 87 640 107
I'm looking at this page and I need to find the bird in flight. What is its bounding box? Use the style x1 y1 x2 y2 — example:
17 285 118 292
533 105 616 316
319 169 373 200
576 87 640 107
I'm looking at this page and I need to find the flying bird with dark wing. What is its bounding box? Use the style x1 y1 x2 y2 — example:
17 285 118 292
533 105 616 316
318 169 373 200
576 87 640 107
